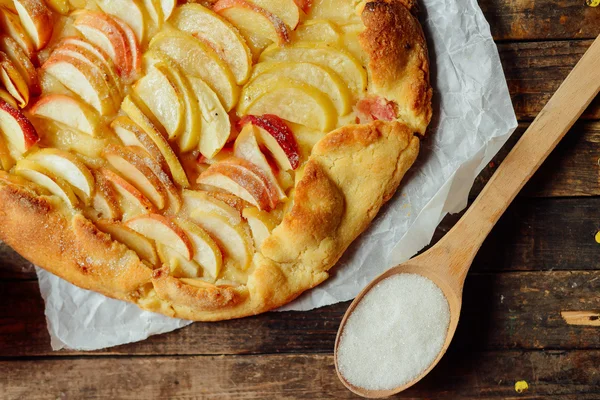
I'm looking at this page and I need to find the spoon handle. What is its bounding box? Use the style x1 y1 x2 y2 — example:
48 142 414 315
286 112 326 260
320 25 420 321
439 35 600 279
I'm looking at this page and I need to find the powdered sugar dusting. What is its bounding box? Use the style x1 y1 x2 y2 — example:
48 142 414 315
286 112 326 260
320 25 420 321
337 273 450 390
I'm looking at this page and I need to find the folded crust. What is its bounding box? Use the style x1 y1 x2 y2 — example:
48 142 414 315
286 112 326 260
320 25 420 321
0 120 419 321
360 0 432 134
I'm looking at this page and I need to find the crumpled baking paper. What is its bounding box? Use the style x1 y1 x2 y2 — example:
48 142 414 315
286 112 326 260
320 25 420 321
36 0 517 350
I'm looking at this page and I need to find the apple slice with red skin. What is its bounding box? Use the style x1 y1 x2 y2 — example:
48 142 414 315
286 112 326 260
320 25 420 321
91 169 122 221
30 94 101 136
0 50 28 107
110 16 142 78
198 156 279 211
239 114 300 171
13 0 53 50
0 97 38 154
0 34 39 95
99 167 157 217
0 6 35 58
95 219 159 266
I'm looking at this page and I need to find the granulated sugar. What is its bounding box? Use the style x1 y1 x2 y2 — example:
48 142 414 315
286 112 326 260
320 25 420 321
336 273 450 391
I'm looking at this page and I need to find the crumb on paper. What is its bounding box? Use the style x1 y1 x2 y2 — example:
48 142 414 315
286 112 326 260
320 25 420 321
515 380 529 393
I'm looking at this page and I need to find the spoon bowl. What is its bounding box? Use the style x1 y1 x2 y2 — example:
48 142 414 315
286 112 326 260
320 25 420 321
334 35 600 398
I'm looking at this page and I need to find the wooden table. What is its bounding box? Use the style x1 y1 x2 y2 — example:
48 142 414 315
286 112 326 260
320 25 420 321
1 2 599 399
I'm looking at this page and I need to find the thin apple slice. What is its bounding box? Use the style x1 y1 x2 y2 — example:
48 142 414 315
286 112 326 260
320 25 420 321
110 116 169 171
0 6 34 57
0 97 38 154
133 63 184 140
233 123 286 200
30 94 100 136
42 55 118 115
142 0 163 28
248 0 300 29
0 34 39 95
72 10 133 78
0 169 46 191
242 206 277 249
181 189 241 224
213 0 290 53
120 95 190 188
95 0 146 43
198 157 279 211
155 243 200 278
126 214 193 261
99 167 156 218
103 144 167 210
188 76 230 158
190 209 252 271
0 50 28 107
149 30 238 111
91 169 122 220
175 217 223 278
111 16 142 78
14 159 79 207
260 41 367 97
95 219 159 266
294 19 340 42
0 86 16 108
44 0 68 14
13 0 52 50
27 148 95 203
159 0 175 21
238 76 337 132
0 130 14 170
239 114 300 170
170 3 252 85
293 0 311 13
251 61 351 115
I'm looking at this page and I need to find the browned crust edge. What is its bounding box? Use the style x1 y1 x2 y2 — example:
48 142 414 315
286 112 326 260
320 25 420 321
359 0 433 134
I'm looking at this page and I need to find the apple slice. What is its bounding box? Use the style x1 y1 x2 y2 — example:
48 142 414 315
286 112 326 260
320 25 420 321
181 189 241 224
126 214 193 261
0 50 28 107
99 167 156 218
120 95 190 188
213 0 290 53
0 34 39 96
103 144 167 210
233 123 286 200
155 243 201 279
110 16 142 78
188 76 230 158
251 61 352 115
176 217 223 278
42 55 118 115
44 0 68 14
294 19 340 42
0 6 34 57
198 157 279 211
0 130 14 170
14 159 79 207
95 219 159 266
248 0 300 29
72 10 133 78
170 4 251 85
0 97 38 154
30 95 100 136
239 114 300 170
27 148 95 203
149 30 238 111
13 0 52 50
159 0 175 21
190 209 252 270
95 0 146 43
293 0 311 13
260 42 367 97
143 50 202 153
133 63 184 140
238 76 337 132
110 116 168 171
0 169 46 191
0 86 16 108
92 169 122 221
142 0 162 28
242 206 277 249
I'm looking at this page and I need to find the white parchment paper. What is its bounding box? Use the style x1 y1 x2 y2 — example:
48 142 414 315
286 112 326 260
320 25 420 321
37 0 517 350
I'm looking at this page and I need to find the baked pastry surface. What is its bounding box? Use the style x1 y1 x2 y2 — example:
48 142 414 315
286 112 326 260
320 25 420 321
0 0 431 320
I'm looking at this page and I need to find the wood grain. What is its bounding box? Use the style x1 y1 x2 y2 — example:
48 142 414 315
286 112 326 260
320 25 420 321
1 270 598 356
0 350 598 399
479 0 600 41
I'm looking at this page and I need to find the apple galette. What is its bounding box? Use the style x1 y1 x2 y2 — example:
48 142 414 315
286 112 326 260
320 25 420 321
0 0 431 320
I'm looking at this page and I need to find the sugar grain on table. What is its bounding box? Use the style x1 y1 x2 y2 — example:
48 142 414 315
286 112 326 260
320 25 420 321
337 273 450 391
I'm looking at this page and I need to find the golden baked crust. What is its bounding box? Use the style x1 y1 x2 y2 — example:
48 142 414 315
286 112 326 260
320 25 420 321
0 0 431 321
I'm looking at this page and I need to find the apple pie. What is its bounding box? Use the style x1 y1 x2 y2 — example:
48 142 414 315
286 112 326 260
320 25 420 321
0 0 431 320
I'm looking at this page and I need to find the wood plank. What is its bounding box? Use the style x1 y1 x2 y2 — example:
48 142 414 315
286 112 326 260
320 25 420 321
479 0 600 41
498 40 600 120
0 270 598 356
0 350 598 399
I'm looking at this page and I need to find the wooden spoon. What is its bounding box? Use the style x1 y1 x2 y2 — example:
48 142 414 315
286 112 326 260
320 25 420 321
335 34 600 398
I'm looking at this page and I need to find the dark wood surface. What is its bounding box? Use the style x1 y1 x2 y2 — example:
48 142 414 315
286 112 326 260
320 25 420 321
1 1 599 399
